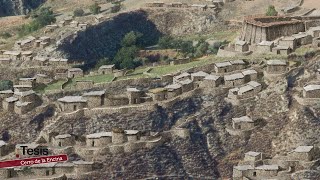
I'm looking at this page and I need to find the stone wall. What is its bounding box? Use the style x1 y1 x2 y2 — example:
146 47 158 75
75 81 94 90
240 16 306 44
83 104 157 118
105 95 129 106
47 76 171 99
303 89 320 98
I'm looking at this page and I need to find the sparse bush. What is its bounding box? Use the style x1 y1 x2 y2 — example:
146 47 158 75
158 36 175 49
31 7 56 27
0 32 11 39
0 80 13 91
266 5 278 16
305 50 316 59
194 39 209 57
73 8 85 17
180 41 194 55
18 7 56 37
112 127 124 133
111 3 121 13
158 36 194 56
209 40 228 55
89 3 101 14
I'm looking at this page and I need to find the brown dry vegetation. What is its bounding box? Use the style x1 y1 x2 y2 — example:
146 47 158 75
302 0 320 9
0 16 31 49
221 0 299 21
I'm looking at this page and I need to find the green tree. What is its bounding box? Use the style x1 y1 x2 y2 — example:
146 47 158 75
266 5 278 16
33 7 56 27
18 7 56 36
73 8 85 17
89 3 101 15
114 46 140 69
180 40 194 55
158 36 175 49
121 31 143 47
195 42 209 57
0 80 13 91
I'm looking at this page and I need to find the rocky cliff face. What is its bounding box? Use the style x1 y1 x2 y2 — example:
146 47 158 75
146 8 219 35
0 0 45 16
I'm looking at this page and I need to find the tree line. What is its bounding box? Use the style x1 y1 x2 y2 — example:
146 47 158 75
95 31 226 70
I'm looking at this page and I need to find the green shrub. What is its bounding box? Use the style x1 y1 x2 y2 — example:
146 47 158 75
266 5 278 16
0 80 13 91
194 40 209 57
32 7 56 27
158 36 175 49
0 32 12 39
18 7 56 37
89 3 101 14
111 3 121 13
114 46 140 69
73 8 85 17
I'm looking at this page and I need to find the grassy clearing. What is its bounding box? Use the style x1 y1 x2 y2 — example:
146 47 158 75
180 30 239 42
64 74 114 90
40 80 66 93
117 67 150 80
76 74 114 83
37 74 114 93
149 56 216 76
117 73 150 80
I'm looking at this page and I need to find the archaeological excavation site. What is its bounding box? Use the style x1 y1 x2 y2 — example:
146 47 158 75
1 0 320 179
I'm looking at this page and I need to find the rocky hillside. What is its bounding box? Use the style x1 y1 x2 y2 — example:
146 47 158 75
3 56 320 178
0 0 45 17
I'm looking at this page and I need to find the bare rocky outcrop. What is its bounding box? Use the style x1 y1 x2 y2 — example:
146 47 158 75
145 8 218 35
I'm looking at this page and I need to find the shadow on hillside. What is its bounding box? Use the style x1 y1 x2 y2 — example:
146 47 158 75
57 10 162 65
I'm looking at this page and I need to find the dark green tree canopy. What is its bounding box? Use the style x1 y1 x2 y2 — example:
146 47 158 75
121 31 143 47
112 31 145 69
31 7 56 26
73 8 85 17
114 45 140 69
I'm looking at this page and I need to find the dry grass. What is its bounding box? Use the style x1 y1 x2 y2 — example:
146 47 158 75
302 0 320 9
222 0 299 21
0 16 31 49
0 16 28 30
44 0 96 13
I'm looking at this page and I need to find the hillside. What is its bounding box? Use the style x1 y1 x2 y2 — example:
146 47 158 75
0 0 45 16
1 0 320 180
